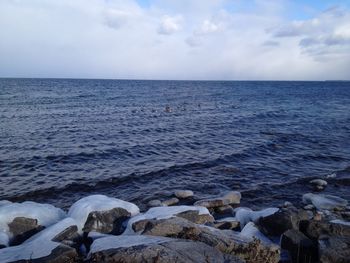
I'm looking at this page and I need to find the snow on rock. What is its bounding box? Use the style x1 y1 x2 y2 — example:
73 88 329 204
235 207 279 228
0 201 66 246
330 219 350 226
89 235 172 254
0 201 12 207
302 193 348 210
0 231 9 247
68 195 140 232
125 205 211 234
0 218 78 263
240 222 273 245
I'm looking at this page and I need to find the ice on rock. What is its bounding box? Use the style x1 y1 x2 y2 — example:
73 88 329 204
125 205 211 234
240 222 273 245
302 193 348 210
235 207 279 227
0 231 9 247
0 201 66 245
68 195 140 232
0 218 77 263
0 201 12 207
89 235 172 254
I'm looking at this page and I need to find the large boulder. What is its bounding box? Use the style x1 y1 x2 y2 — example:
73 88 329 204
258 206 310 236
0 201 66 247
281 229 318 263
135 216 280 263
174 190 194 199
68 195 140 235
318 235 350 263
88 235 243 263
0 218 79 263
300 219 350 240
194 191 241 208
126 206 214 234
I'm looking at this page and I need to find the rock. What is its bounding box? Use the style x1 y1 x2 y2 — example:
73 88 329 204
318 235 350 263
314 212 322 221
304 204 315 210
68 195 140 234
258 206 310 236
88 235 243 263
302 193 348 211
235 207 279 229
240 222 274 246
7 217 45 246
194 191 241 208
161 197 179 206
213 217 240 230
214 205 235 218
147 199 162 207
137 216 280 263
0 232 9 248
281 229 318 263
310 179 327 191
0 218 79 263
126 206 214 234
300 219 350 240
174 190 194 199
283 201 293 208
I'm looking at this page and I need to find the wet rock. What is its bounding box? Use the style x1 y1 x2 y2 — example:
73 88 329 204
88 235 243 263
281 229 318 263
319 235 350 263
147 199 162 207
68 195 139 235
304 204 315 210
213 205 235 219
300 219 350 240
194 191 241 208
283 201 293 208
7 217 45 246
213 217 240 230
161 197 179 206
258 207 310 236
174 190 194 199
310 179 327 191
83 207 131 235
302 193 348 211
138 216 280 263
127 206 214 234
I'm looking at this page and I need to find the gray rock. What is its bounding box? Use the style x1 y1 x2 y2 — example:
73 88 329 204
258 206 310 236
174 190 194 199
194 191 241 208
138 216 280 263
88 235 243 263
213 217 240 230
319 235 350 263
304 204 315 210
83 207 131 235
161 197 179 206
147 200 162 207
300 219 350 240
8 217 45 246
281 229 318 263
310 179 327 187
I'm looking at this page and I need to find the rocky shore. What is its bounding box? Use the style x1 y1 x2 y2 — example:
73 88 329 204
0 180 349 263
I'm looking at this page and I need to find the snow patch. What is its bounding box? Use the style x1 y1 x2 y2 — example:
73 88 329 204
0 231 9 247
68 195 140 232
124 205 210 234
240 222 273 244
330 219 350 226
0 201 66 241
235 207 279 227
303 193 348 210
89 235 172 254
0 201 12 207
0 218 77 263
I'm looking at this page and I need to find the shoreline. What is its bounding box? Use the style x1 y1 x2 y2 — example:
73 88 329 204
0 179 349 262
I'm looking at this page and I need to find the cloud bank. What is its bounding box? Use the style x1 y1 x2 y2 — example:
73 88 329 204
0 0 349 80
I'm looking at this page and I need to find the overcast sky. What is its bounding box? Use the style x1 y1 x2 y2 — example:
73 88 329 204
1 0 350 80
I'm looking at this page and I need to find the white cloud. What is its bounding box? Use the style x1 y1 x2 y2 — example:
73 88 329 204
157 15 183 35
0 0 349 80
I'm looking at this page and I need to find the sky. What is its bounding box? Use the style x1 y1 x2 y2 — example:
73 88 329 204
0 0 350 80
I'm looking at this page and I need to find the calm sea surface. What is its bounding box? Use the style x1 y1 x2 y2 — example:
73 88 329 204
1 79 349 209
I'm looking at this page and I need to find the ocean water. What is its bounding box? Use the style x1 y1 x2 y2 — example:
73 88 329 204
1 79 350 209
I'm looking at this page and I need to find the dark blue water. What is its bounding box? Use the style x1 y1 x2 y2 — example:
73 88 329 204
1 79 350 209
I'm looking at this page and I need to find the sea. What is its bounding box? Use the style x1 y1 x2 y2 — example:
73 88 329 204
1 79 349 210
